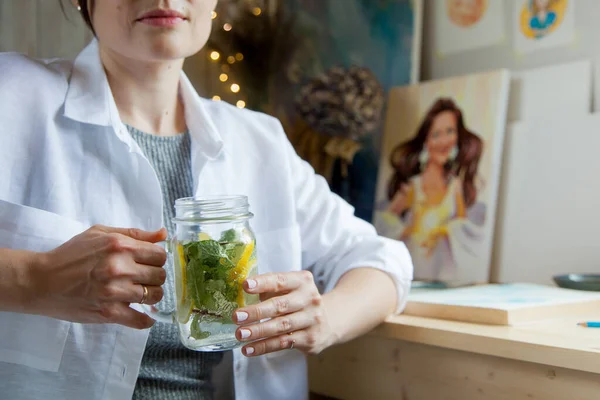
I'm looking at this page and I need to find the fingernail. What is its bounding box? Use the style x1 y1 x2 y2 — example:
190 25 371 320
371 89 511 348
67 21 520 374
245 346 255 355
236 311 248 322
247 279 257 289
240 329 251 339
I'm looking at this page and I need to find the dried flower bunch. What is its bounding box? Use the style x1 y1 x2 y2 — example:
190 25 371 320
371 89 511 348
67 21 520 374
295 65 385 141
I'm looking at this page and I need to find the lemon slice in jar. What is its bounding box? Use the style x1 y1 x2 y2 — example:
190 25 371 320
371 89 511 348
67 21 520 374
236 259 257 307
198 232 212 241
229 240 255 282
228 241 255 307
175 243 193 324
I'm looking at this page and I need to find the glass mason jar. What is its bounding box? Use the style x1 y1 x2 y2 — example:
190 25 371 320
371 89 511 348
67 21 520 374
170 195 259 352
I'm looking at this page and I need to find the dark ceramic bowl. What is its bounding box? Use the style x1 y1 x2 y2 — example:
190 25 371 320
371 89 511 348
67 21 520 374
411 281 448 289
553 274 600 291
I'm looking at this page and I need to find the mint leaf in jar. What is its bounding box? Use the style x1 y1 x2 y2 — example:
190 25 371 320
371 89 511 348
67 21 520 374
190 313 211 340
223 242 246 265
219 228 239 243
184 240 242 318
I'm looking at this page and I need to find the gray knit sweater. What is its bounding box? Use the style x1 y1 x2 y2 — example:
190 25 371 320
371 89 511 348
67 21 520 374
127 126 225 400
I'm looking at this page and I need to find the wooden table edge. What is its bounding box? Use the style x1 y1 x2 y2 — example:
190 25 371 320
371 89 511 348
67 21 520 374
366 317 600 375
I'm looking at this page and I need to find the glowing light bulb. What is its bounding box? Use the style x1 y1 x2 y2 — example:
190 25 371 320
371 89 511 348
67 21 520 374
235 53 244 61
211 11 217 19
227 56 236 64
221 64 230 72
209 51 220 61
230 84 240 93
252 7 262 16
219 73 229 82
212 95 221 101
223 23 232 31
236 100 246 108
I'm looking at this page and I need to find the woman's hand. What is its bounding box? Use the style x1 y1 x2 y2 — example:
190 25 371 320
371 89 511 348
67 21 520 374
420 226 449 256
28 225 167 329
387 183 412 215
233 271 337 357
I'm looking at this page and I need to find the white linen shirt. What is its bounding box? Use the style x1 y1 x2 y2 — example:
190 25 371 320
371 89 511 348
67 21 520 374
0 40 413 400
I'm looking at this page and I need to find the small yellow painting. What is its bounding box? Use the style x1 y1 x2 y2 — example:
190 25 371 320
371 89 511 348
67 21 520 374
520 0 568 40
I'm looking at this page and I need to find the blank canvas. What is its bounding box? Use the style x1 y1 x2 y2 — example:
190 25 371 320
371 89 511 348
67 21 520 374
493 116 600 284
508 59 591 122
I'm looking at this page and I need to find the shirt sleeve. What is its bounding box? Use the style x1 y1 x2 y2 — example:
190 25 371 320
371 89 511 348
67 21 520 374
278 122 414 314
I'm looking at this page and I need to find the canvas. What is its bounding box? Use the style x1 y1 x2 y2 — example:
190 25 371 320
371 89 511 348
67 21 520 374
373 70 510 283
513 0 575 54
281 0 422 94
272 0 423 134
434 0 506 55
492 116 600 285
264 0 423 222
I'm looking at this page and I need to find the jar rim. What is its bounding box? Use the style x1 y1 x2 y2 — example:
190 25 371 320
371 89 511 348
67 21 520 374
174 195 248 207
173 195 253 223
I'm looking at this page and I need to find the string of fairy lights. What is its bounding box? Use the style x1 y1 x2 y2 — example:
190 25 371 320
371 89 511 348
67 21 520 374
208 6 263 109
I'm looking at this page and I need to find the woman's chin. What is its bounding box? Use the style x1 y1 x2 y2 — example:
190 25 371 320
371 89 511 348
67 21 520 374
130 34 206 62
430 156 450 166
143 39 195 60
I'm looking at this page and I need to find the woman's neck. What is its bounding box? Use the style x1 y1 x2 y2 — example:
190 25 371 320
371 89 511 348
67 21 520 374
100 47 186 136
537 10 548 22
422 161 445 181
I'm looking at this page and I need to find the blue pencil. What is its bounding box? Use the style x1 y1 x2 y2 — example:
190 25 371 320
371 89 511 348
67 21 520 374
578 322 600 328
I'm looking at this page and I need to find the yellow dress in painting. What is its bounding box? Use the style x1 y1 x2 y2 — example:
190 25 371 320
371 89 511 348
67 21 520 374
384 175 466 281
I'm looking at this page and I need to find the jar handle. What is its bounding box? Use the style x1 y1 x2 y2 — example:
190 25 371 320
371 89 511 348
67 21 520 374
138 240 176 324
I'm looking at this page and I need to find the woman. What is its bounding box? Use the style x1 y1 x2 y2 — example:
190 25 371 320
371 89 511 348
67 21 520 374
382 98 482 281
0 1 412 400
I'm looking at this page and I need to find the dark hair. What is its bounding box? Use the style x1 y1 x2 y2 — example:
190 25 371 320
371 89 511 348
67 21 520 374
60 0 95 35
79 0 96 35
387 97 483 208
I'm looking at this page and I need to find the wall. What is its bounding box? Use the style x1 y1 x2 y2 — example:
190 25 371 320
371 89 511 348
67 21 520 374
421 0 600 283
0 1 91 59
421 0 600 110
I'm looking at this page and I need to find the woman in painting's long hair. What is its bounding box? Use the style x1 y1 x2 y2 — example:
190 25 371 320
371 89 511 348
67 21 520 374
385 97 484 280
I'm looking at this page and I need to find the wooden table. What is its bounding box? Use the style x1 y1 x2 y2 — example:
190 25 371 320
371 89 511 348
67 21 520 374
309 314 600 400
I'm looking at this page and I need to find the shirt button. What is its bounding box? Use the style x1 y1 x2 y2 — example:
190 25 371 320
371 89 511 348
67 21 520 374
235 361 242 372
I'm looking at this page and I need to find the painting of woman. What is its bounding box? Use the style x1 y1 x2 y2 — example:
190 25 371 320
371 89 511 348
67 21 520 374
383 98 484 281
529 0 558 38
446 0 488 28
374 70 509 283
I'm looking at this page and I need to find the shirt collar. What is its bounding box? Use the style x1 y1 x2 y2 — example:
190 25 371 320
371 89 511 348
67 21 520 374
63 39 224 160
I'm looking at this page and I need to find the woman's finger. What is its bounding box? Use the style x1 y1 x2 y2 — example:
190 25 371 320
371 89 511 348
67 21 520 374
242 329 317 357
235 306 319 341
244 271 314 296
128 263 167 286
98 281 164 305
95 302 155 330
93 225 167 244
234 290 314 324
131 241 168 267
